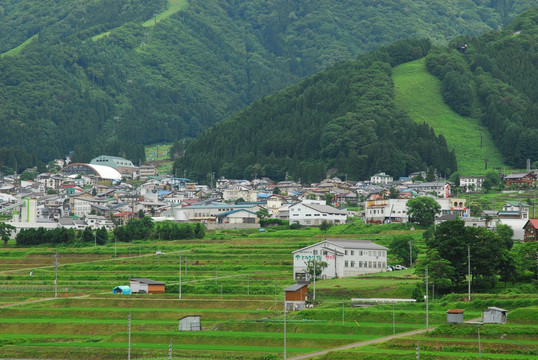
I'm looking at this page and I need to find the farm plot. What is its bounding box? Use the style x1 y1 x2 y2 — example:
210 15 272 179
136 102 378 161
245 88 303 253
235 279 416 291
309 299 538 359
0 235 437 359
2 233 535 359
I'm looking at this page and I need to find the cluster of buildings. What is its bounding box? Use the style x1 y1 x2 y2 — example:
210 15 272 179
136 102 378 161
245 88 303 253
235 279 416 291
0 160 537 241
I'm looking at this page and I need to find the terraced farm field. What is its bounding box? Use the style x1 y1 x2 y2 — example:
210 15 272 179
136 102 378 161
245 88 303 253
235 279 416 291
0 233 536 359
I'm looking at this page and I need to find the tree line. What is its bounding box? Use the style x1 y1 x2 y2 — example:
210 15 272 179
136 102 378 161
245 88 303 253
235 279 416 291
16 226 108 246
14 218 205 246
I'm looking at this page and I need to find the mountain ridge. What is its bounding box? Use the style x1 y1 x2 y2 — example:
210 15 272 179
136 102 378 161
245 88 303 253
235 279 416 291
0 1 536 174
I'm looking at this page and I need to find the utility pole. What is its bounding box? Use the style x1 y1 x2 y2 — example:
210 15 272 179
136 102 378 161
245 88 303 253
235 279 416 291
342 299 345 327
179 252 182 300
215 267 218 284
274 283 277 316
478 324 482 358
409 240 413 267
425 266 429 332
392 303 395 334
283 299 287 360
247 275 250 296
313 260 316 301
467 245 471 301
54 251 58 299
168 338 173 360
128 311 132 360
115 237 117 258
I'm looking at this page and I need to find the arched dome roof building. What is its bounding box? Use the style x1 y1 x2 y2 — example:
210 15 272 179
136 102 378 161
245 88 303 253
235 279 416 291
59 163 122 181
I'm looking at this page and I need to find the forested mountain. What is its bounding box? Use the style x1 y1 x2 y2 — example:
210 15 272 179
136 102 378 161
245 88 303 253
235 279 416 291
425 7 538 167
175 39 458 183
177 7 538 183
0 0 535 173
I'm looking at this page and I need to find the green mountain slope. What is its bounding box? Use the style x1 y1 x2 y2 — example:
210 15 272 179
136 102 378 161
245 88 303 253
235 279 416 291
175 39 457 183
393 59 506 175
423 7 538 168
177 8 538 183
0 1 536 172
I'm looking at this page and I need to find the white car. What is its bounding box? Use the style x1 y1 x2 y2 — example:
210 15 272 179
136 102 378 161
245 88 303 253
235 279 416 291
394 265 407 270
156 250 165 255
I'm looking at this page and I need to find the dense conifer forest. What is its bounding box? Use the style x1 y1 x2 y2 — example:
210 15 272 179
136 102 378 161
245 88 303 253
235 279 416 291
0 0 536 176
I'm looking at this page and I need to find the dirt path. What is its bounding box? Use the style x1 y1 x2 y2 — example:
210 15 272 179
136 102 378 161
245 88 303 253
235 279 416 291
286 326 435 360
288 317 483 360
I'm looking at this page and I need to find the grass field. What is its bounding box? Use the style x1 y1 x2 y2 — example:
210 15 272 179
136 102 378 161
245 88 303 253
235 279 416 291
0 34 37 57
392 59 506 176
144 143 173 175
92 0 189 41
141 0 189 27
0 226 536 359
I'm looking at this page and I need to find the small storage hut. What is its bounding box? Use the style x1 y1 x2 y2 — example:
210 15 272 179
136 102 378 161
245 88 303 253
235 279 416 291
179 315 201 331
129 278 165 294
112 286 131 294
446 309 464 323
284 283 309 311
482 307 508 324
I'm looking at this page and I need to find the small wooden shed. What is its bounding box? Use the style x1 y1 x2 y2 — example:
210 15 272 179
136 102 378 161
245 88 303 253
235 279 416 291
129 278 165 294
179 315 201 331
284 283 309 311
482 307 508 324
446 309 464 323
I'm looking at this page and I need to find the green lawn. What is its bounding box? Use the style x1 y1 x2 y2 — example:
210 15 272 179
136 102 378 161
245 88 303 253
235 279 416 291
392 59 506 176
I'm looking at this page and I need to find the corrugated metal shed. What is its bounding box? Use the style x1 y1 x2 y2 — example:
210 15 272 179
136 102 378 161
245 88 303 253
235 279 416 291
179 315 201 331
483 307 508 324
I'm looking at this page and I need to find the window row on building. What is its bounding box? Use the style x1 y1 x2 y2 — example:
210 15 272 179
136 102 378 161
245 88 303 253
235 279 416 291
344 260 385 268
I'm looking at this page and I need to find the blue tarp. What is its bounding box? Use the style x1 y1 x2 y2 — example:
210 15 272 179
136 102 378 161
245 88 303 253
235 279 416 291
113 286 131 294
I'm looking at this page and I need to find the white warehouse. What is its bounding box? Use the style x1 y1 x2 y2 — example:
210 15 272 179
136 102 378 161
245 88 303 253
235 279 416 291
292 239 387 281
289 200 347 226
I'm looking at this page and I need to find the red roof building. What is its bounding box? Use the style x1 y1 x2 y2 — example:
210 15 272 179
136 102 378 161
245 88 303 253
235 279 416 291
523 219 538 242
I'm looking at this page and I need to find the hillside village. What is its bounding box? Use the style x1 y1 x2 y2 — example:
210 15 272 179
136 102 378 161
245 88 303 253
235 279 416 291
1 154 537 242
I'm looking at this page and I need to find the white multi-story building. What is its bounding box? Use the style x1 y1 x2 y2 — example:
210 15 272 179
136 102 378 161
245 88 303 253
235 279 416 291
408 182 452 197
364 198 409 224
292 239 387 281
288 200 347 226
460 176 485 193
370 172 393 185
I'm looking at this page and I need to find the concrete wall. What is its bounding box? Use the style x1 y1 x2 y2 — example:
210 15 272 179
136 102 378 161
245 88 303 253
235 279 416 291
205 223 260 230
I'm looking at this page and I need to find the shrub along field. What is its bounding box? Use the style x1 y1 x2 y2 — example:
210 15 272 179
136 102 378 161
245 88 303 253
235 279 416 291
0 226 536 359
